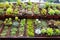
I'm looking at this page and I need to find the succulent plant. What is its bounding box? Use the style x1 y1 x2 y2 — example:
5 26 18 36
55 9 60 15
46 28 54 36
28 0 32 5
14 8 19 15
19 19 25 36
20 19 26 27
44 2 50 8
12 21 19 27
54 21 60 29
0 3 5 8
4 18 12 26
9 3 14 8
35 28 41 35
41 28 46 34
54 29 60 35
17 0 21 6
48 9 55 15
0 9 4 15
27 19 34 37
41 8 47 15
57 4 60 9
5 1 9 8
54 21 60 26
22 3 26 9
6 7 13 15
0 26 8 36
15 17 19 21
11 27 17 36
33 4 40 14
19 26 24 36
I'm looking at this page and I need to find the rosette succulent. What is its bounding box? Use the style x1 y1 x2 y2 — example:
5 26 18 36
17 0 21 6
22 3 26 9
0 26 8 37
46 28 54 36
41 8 47 15
44 2 50 8
27 19 34 37
12 17 19 27
33 4 40 14
12 21 19 27
11 27 17 36
48 9 55 15
54 29 60 35
14 8 19 15
0 3 5 8
0 9 4 15
5 1 9 8
41 28 46 34
35 28 41 35
19 19 25 36
4 18 12 26
55 9 60 15
6 7 13 15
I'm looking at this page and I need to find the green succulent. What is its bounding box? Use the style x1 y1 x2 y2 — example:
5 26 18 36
11 28 17 36
14 8 19 15
4 18 12 26
28 0 32 5
0 3 5 8
12 21 19 27
33 5 39 14
6 7 13 15
0 9 4 15
27 19 34 37
46 28 54 36
5 1 9 8
20 19 26 27
44 2 50 8
55 9 60 15
19 19 25 36
17 0 21 6
48 9 55 15
22 3 26 9
15 17 19 21
54 29 60 35
41 28 46 34
41 8 47 15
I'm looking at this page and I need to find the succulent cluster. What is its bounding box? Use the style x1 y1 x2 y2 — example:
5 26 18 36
35 27 60 36
40 8 47 15
0 26 8 36
11 27 17 36
35 19 48 28
27 19 34 37
4 18 12 26
19 19 26 36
